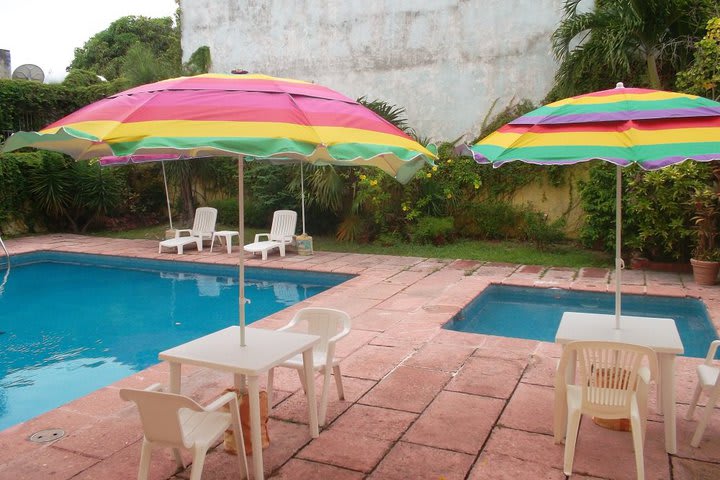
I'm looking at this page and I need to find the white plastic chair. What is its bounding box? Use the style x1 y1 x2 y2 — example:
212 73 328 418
555 341 657 480
686 340 720 447
159 207 217 254
266 307 351 426
119 383 248 480
244 210 297 260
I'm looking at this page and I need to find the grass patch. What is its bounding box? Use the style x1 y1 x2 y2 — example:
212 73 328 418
91 223 612 269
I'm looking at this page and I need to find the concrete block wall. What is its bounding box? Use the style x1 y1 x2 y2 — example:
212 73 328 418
179 0 564 141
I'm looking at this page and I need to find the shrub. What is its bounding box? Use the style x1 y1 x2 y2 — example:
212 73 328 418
520 209 566 250
454 201 521 240
209 198 239 226
411 216 454 245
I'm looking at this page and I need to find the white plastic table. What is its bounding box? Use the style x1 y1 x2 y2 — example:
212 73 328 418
159 326 320 480
554 311 684 454
210 230 240 254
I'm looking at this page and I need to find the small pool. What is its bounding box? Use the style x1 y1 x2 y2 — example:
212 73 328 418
444 284 718 358
0 252 351 430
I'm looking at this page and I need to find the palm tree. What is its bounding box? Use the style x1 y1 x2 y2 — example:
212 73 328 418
551 0 713 96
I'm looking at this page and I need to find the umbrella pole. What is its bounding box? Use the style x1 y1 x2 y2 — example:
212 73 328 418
239 157 246 346
615 165 622 329
161 161 173 230
300 162 306 235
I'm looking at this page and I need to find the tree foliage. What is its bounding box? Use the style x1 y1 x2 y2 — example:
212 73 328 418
69 16 180 80
550 0 715 98
676 17 720 100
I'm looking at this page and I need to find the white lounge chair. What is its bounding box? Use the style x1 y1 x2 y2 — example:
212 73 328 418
266 307 351 426
119 383 249 480
244 210 297 260
159 207 217 254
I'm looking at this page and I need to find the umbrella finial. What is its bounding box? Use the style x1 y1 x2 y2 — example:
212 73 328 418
616 82 625 89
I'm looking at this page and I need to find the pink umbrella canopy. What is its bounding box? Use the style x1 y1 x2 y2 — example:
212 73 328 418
4 73 437 345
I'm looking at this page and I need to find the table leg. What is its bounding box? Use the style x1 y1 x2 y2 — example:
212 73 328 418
302 349 320 437
247 376 264 480
553 348 573 443
659 354 677 454
167 363 183 468
210 233 217 253
169 362 181 394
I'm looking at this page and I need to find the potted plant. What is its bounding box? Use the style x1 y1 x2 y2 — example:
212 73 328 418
690 186 720 285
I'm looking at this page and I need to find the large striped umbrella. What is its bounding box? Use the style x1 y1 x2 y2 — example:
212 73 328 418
3 73 437 345
460 83 720 327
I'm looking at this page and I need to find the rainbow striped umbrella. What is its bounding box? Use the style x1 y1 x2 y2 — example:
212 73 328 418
460 83 720 327
3 73 437 345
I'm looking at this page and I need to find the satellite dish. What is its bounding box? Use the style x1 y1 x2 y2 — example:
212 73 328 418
12 64 45 82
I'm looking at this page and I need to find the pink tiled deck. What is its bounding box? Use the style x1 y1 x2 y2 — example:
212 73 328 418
1 233 720 479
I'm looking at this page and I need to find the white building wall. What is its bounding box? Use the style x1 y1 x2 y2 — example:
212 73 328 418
180 0 563 141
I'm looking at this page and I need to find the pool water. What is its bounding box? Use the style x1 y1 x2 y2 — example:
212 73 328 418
444 285 718 358
0 252 350 431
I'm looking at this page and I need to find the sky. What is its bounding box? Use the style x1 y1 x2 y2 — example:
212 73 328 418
0 0 178 83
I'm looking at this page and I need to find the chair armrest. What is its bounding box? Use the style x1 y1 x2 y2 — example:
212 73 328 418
204 391 238 412
328 326 351 345
705 340 720 365
175 229 192 238
277 315 300 332
254 233 270 243
637 366 651 386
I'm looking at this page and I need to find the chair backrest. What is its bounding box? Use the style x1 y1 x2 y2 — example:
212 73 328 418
558 341 657 417
291 307 351 357
191 207 217 236
119 387 203 448
269 210 297 242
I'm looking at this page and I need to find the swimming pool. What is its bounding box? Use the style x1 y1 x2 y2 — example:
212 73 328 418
444 284 718 358
0 252 351 430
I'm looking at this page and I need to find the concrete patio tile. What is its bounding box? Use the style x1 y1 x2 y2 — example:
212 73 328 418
484 427 562 470
0 405 99 463
330 404 417 442
384 270 431 286
350 309 402 332
334 328 378 358
56 410 144 459
520 353 557 387
674 403 720 462
403 391 504 454
353 281 407 300
376 319 442 344
467 451 566 480
431 329 487 348
360 366 452 413
72 441 180 480
271 458 365 479
341 344 416 380
568 419 670 479
297 428 392 473
367 441 475 480
447 355 525 399
374 293 433 312
672 456 720 480
0 444 100 480
270 376 376 426
403 342 475 372
499 383 554 435
247 418 315 478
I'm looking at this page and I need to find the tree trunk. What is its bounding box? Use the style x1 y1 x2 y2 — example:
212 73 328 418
646 51 661 90
179 173 195 222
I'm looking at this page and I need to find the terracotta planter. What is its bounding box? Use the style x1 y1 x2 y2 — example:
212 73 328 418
690 258 720 285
